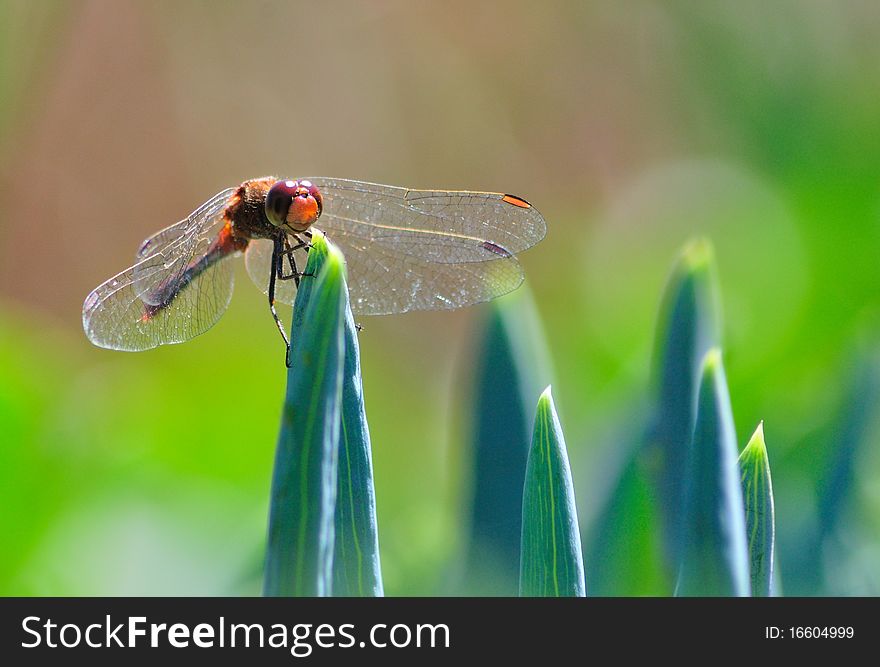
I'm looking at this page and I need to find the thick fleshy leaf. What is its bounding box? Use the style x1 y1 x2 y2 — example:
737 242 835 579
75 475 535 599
464 289 553 594
584 438 667 596
676 349 750 597
648 238 720 570
520 387 586 597
332 275 383 596
586 239 718 595
739 422 775 597
290 232 330 337
783 352 880 594
263 235 346 596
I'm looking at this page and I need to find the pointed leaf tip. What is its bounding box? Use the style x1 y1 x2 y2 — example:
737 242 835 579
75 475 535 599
310 228 329 251
304 230 331 274
324 242 347 276
677 347 750 597
701 347 722 375
647 241 722 582
680 237 715 273
738 421 775 597
520 388 586 597
741 421 767 459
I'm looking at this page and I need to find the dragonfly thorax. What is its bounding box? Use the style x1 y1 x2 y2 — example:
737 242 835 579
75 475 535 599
222 177 282 242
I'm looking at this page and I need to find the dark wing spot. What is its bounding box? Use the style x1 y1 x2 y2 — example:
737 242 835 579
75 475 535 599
481 240 513 257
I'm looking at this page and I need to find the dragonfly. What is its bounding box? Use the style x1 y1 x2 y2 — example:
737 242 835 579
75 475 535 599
82 177 546 366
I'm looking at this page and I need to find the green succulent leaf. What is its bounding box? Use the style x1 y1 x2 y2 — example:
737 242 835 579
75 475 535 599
676 349 750 597
332 273 383 596
648 238 721 570
739 422 775 597
263 233 345 597
588 239 719 595
465 290 553 594
585 443 667 595
290 232 331 337
520 387 586 597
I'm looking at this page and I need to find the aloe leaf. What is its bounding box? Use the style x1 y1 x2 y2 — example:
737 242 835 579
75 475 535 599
464 289 553 594
587 239 719 595
585 439 667 595
676 349 750 597
786 352 880 594
648 238 720 569
263 234 346 596
738 422 775 597
817 355 880 538
520 387 586 597
290 232 330 336
332 275 383 596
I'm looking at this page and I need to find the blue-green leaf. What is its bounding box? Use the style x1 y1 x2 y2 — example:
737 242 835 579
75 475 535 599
738 422 775 597
817 354 880 539
783 351 880 594
464 289 553 594
520 387 586 597
584 439 667 595
587 239 718 595
648 238 720 570
290 232 330 337
676 349 750 597
263 234 345 597
332 277 383 596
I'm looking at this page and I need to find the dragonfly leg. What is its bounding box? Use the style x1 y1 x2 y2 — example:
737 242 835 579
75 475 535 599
269 236 292 367
279 245 302 287
293 231 313 254
278 234 314 284
295 233 317 277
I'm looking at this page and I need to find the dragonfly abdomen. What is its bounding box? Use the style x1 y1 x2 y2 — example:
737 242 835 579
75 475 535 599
141 223 247 321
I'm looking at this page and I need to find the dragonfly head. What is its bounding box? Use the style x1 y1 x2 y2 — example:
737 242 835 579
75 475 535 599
265 179 323 233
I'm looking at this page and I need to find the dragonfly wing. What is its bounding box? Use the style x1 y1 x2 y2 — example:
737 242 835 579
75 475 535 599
83 188 239 351
133 187 238 304
135 188 237 260
304 178 543 314
244 238 302 306
306 178 546 259
315 225 524 315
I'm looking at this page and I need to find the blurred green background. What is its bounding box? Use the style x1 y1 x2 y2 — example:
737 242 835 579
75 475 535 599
2 0 880 596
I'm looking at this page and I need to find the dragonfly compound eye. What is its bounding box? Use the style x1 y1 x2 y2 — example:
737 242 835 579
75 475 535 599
301 180 323 218
265 179 322 232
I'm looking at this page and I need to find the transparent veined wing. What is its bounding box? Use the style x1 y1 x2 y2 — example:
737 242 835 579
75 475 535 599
131 188 237 306
244 238 303 306
243 230 523 315
135 187 236 261
297 178 545 315
83 188 239 351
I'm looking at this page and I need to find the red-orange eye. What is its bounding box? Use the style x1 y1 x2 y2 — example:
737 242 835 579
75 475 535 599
265 179 323 232
301 180 323 217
